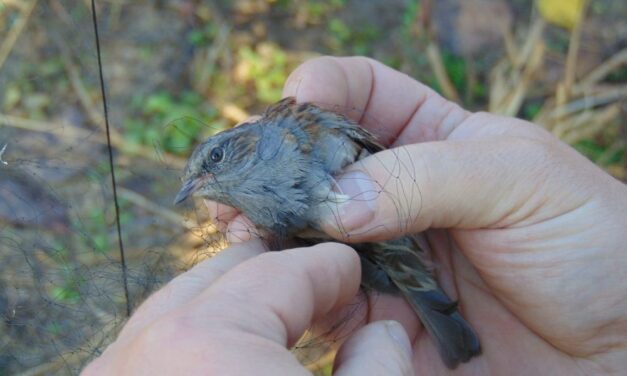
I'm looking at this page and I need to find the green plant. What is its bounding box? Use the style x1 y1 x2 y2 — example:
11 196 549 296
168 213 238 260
574 139 624 166
237 44 289 103
328 18 381 55
522 101 543 120
402 0 420 35
49 266 85 304
328 18 351 47
125 91 220 155
187 23 218 47
442 52 466 93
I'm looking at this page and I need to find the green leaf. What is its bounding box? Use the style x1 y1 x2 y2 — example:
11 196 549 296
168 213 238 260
329 18 351 42
187 30 205 46
50 286 80 304
93 234 109 253
573 139 606 160
442 52 466 93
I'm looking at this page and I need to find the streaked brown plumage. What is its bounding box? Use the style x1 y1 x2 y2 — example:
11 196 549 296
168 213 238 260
176 97 481 368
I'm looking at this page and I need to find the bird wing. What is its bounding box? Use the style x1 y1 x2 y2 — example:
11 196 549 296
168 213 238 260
265 97 385 156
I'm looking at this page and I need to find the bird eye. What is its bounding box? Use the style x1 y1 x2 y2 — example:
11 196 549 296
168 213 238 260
210 147 224 163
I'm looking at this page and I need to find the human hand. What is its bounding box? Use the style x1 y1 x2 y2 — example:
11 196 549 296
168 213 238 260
208 56 627 374
82 240 415 375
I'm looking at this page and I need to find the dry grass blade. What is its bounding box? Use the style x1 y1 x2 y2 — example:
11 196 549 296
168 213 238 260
426 43 460 102
489 20 545 116
487 6 624 162
117 187 202 231
555 104 621 144
0 113 102 142
544 86 627 119
576 48 627 92
55 34 108 134
0 113 187 167
219 102 250 124
0 0 37 71
192 22 231 95
1 0 31 9
560 0 588 103
550 0 589 135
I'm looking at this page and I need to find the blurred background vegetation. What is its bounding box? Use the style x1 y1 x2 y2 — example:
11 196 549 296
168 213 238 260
0 0 625 374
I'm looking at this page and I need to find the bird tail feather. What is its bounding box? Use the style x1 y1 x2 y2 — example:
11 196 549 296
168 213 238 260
398 285 481 369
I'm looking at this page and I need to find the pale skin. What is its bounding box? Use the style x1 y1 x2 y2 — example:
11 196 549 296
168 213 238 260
83 57 627 375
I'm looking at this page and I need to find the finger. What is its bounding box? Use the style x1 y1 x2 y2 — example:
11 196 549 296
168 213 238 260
204 200 239 232
118 240 266 339
333 321 414 376
321 135 585 242
195 242 361 347
226 214 260 243
282 56 469 145
310 290 422 342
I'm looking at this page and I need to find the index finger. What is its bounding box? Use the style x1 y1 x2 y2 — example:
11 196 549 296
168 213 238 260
116 240 267 340
194 242 361 347
282 56 469 146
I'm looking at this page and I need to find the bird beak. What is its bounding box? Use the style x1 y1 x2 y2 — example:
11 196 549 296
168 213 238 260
174 177 203 205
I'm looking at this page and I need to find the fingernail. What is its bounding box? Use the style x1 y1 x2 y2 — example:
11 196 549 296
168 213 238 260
385 321 413 359
324 170 378 233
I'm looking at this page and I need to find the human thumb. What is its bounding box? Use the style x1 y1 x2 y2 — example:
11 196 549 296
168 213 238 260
333 320 414 376
321 132 597 242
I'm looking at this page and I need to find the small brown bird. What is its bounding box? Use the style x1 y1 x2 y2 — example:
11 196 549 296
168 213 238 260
175 97 480 368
